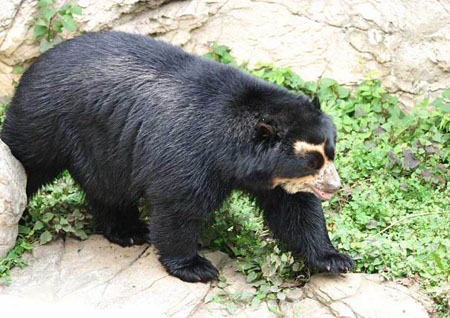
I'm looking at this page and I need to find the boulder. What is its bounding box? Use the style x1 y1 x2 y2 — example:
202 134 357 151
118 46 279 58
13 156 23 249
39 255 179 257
0 236 433 317
0 139 27 258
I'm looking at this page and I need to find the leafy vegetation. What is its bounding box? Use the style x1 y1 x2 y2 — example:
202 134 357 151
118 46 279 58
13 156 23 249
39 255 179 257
1 43 449 316
0 164 90 282
203 43 449 315
33 0 82 53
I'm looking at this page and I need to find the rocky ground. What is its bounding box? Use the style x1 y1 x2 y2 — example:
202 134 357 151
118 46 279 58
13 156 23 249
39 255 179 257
0 235 432 317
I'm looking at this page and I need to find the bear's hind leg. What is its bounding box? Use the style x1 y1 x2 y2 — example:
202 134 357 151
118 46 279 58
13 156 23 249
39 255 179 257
92 201 149 247
26 167 64 199
149 204 218 283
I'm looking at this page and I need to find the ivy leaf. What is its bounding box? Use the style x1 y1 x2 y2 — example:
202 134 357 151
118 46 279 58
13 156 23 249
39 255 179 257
430 98 443 107
320 78 337 88
226 302 236 314
34 221 44 231
425 145 438 154
218 281 228 288
35 18 48 26
277 292 286 301
214 45 229 57
366 220 378 229
431 252 444 270
22 242 34 250
268 305 281 314
39 38 54 52
34 25 48 38
305 81 317 93
246 271 258 283
42 212 54 222
43 8 56 21
18 225 31 235
61 15 76 31
374 126 385 136
441 103 450 113
203 52 214 60
336 86 350 98
70 4 82 16
400 182 408 191
38 0 53 7
420 168 432 180
12 65 24 74
39 231 53 245
354 105 367 118
402 149 420 169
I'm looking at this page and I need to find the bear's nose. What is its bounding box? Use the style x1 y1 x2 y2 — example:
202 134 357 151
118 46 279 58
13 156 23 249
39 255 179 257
323 182 341 193
320 161 341 193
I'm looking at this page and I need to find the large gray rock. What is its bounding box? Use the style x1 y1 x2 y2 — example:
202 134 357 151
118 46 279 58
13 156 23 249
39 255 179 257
302 273 432 318
0 236 432 317
1 0 449 106
0 139 26 258
0 236 230 316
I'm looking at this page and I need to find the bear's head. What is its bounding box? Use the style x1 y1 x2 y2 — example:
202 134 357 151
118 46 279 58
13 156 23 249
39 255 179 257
254 95 341 200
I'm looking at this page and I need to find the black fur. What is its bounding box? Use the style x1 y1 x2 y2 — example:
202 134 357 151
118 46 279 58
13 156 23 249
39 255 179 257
1 31 353 282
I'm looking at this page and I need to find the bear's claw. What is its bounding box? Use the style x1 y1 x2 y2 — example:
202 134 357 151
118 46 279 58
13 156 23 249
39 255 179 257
311 251 354 273
103 219 151 247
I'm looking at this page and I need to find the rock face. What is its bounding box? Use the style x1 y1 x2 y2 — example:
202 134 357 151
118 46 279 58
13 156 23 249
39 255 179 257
0 139 27 258
0 236 432 317
1 0 449 105
302 274 432 318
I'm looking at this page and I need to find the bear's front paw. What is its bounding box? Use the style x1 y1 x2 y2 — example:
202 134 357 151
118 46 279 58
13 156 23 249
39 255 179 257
161 254 219 283
311 251 354 273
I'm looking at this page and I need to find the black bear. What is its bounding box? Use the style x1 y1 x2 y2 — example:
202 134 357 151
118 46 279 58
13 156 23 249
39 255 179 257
1 31 353 282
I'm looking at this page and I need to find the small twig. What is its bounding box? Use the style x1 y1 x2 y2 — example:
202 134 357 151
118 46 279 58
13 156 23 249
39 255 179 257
370 211 447 239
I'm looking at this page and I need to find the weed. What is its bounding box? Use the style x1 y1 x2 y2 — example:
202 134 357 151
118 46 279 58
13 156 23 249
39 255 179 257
33 0 82 53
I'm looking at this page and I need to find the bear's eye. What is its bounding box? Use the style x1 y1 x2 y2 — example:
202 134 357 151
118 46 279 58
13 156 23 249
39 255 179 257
305 152 325 170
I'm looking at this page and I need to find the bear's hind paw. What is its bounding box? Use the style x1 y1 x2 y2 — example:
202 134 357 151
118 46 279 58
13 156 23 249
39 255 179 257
162 254 219 283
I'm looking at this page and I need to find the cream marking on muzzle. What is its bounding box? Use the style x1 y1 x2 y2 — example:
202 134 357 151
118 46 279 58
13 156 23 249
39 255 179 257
272 140 341 198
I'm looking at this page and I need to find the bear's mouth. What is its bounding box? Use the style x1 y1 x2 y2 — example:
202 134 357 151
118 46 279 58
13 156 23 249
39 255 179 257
311 187 334 200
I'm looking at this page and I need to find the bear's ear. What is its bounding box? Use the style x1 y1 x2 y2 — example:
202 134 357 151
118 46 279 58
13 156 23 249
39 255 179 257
312 96 320 110
255 121 275 139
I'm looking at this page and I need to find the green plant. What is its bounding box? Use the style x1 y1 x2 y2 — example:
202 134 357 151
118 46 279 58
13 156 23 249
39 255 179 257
25 171 91 244
0 167 91 282
33 0 82 53
0 103 8 126
202 192 306 310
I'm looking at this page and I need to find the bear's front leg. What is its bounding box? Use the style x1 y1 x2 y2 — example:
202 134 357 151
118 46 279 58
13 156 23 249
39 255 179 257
149 203 219 283
255 188 354 273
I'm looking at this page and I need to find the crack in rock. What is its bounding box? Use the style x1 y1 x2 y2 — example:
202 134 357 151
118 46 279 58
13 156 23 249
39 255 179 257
97 273 170 308
0 0 27 49
186 282 214 318
95 245 151 305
